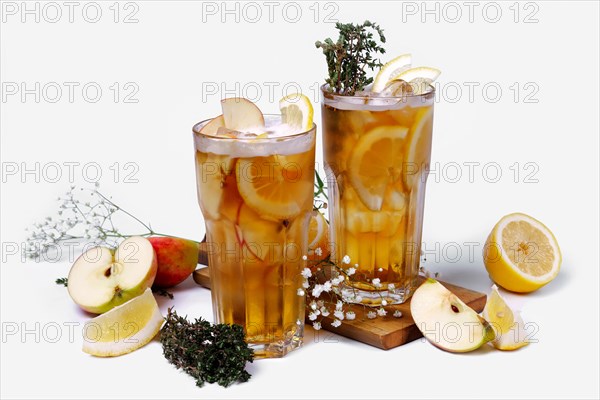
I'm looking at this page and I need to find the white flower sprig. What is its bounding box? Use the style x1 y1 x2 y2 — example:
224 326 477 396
301 252 402 329
24 184 184 259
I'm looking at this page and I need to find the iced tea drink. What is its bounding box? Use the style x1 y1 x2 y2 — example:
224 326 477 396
193 115 316 358
321 87 435 305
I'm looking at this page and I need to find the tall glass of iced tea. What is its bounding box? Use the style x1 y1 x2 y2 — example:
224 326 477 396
194 114 316 358
321 86 435 305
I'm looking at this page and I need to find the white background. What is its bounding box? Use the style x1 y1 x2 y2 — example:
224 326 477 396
1 1 599 398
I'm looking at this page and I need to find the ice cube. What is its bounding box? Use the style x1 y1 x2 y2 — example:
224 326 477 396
215 126 243 138
381 79 414 97
409 78 433 95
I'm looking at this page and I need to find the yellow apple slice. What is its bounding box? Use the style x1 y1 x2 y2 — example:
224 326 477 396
221 97 265 132
198 115 225 135
67 236 158 314
411 279 495 353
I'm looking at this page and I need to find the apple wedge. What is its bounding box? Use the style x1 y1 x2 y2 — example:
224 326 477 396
68 236 158 314
221 97 265 132
411 279 495 352
198 115 225 135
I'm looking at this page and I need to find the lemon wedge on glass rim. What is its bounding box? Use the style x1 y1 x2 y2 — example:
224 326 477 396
279 93 314 131
372 54 412 92
82 289 163 357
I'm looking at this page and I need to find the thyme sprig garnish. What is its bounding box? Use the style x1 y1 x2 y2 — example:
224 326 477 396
315 20 386 95
160 308 254 387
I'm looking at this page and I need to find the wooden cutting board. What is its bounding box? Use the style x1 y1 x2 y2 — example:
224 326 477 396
192 254 487 350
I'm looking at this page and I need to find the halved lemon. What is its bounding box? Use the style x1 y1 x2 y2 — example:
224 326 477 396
307 210 330 262
484 213 562 293
236 155 313 219
348 125 409 211
372 54 412 93
82 289 163 357
482 285 529 350
404 107 434 189
279 93 314 131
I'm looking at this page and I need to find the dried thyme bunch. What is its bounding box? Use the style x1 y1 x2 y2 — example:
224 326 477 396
315 20 386 95
160 308 254 388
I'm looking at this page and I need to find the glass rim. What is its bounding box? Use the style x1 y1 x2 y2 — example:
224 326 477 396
320 83 435 100
193 114 316 141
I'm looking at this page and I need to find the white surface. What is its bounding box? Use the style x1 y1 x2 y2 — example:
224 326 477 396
1 1 599 399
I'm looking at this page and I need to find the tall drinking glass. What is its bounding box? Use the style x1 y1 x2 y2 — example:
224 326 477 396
193 115 316 358
321 86 435 305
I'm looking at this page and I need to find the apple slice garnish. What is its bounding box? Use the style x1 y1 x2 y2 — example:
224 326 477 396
67 236 157 314
221 97 265 132
411 279 495 352
198 115 225 135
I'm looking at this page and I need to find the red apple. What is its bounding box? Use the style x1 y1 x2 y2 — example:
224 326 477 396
148 237 200 288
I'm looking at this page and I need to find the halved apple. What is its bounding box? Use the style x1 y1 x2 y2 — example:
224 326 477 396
67 236 158 314
411 279 495 352
221 97 265 132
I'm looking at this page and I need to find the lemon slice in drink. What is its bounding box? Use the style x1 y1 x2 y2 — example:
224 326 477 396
307 210 330 262
484 213 562 293
82 289 163 357
404 107 434 189
279 93 314 131
236 155 313 219
348 125 409 211
482 285 529 350
372 54 412 93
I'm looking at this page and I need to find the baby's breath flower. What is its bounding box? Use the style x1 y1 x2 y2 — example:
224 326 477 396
342 255 351 264
297 289 305 296
333 310 344 320
312 284 324 298
302 255 308 261
393 310 403 318
377 307 387 316
315 247 323 256
301 268 312 278
372 278 382 288
335 300 343 311
302 280 310 289
345 311 356 320
320 307 330 317
310 300 318 310
308 312 318 321
323 281 332 292
355 295 363 303
381 300 388 306
313 322 322 330
346 267 356 276
388 283 396 291
367 311 377 319
377 267 383 272
331 319 342 328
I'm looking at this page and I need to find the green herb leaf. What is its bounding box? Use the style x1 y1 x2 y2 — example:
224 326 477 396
160 308 253 388
152 287 174 299
316 20 386 95
55 277 68 287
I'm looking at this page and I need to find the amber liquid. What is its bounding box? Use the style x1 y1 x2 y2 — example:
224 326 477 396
195 139 315 357
322 99 434 304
